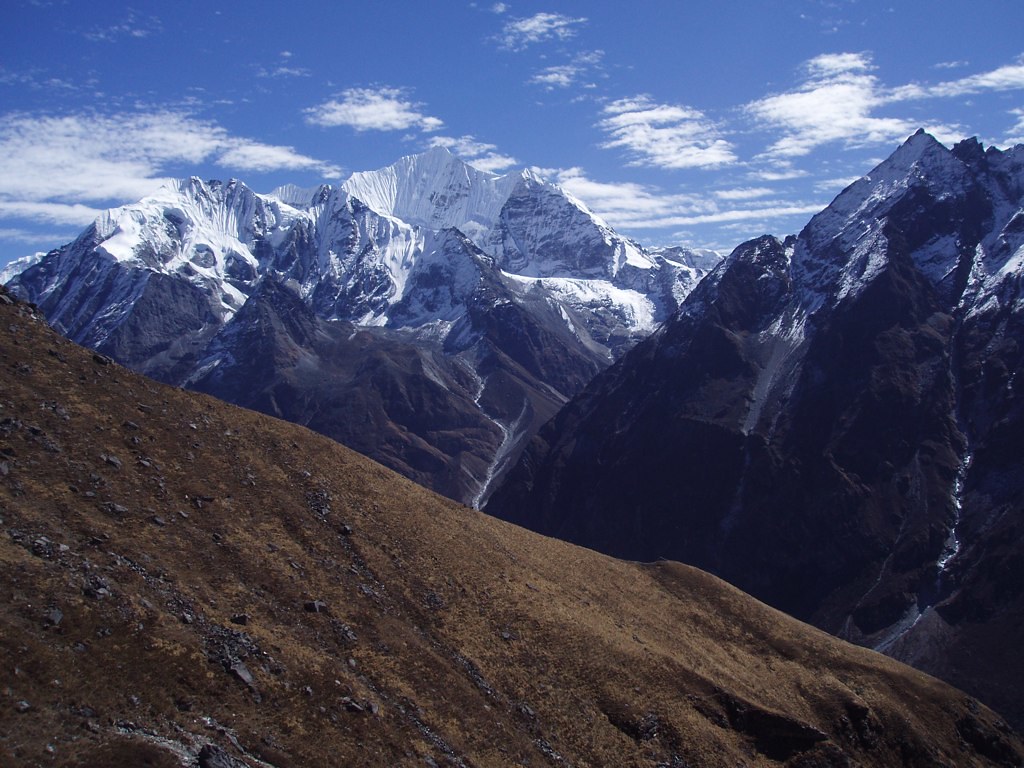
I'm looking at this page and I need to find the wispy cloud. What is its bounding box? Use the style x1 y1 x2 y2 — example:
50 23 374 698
495 12 587 51
428 135 519 173
257 51 311 79
746 52 923 158
491 2 509 13
218 141 336 173
534 165 825 239
530 50 603 90
259 65 311 79
648 204 826 229
893 58 1024 99
538 166 714 229
305 88 443 132
83 10 162 42
1008 108 1024 146
714 187 773 201
0 201 102 227
749 166 810 182
0 66 83 92
0 226 74 245
814 175 864 194
598 96 737 170
748 52 1024 160
0 110 342 228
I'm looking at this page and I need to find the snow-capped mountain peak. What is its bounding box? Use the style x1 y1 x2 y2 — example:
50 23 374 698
5 146 722 376
792 131 990 309
340 146 521 242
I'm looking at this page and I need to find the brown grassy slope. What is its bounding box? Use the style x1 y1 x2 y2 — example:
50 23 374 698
0 290 1021 768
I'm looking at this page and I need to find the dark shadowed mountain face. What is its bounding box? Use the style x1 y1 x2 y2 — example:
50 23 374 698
2 287 1022 767
487 131 1024 730
186 271 604 504
5 149 718 507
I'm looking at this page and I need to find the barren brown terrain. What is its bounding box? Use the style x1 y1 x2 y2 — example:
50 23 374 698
1 287 1021 767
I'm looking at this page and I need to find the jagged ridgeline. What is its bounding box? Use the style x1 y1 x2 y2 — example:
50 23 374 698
4 147 719 508
488 131 1024 732
1 287 1021 766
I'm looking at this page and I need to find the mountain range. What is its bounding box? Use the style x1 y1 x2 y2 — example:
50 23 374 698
7 130 1024 735
2 285 1021 767
4 147 717 507
487 130 1024 730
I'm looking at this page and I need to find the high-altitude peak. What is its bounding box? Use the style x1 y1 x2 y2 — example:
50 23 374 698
5 145 719 507
341 147 520 237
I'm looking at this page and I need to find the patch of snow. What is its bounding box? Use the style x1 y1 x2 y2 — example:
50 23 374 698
342 146 520 247
0 252 46 284
471 397 530 510
939 450 972 572
742 304 808 436
502 273 658 335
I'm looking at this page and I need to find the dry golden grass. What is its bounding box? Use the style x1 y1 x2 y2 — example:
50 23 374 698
1 291 1021 767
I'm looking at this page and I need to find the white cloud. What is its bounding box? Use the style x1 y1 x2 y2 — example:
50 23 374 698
218 141 341 176
305 88 443 133
0 201 101 227
0 111 342 224
807 52 873 78
83 10 162 42
714 187 773 201
1007 108 1024 146
535 166 823 235
427 136 519 173
814 176 863 194
529 50 603 90
0 227 74 247
537 166 714 229
748 52 1024 159
747 52 920 158
647 204 826 229
258 51 311 79
496 12 586 51
260 65 311 79
750 168 809 181
491 2 509 13
925 60 1024 98
598 96 737 170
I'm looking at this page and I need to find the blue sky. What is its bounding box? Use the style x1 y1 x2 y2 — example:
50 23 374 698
2 0 1023 268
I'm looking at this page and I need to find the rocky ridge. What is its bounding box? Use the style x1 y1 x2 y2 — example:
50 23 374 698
487 131 1024 730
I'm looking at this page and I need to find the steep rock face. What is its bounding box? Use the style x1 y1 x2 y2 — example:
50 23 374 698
487 131 1024 729
189 278 505 500
7 149 709 505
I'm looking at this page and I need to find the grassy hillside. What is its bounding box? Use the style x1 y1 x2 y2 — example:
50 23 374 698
1 288 1020 766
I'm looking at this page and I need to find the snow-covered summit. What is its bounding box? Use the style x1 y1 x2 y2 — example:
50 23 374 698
6 147 720 363
341 146 522 244
0 252 45 285
336 148 663 285
793 131 1024 311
